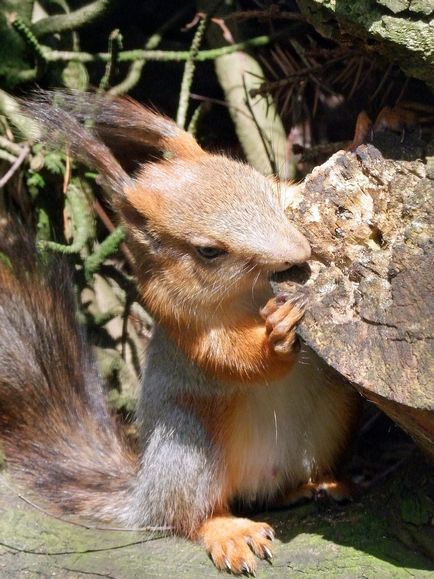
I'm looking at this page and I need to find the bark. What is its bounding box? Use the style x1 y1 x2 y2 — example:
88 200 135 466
296 0 434 91
276 132 434 459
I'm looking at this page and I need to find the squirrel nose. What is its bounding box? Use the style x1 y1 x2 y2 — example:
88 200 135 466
252 224 311 271
271 256 309 273
273 261 298 272
278 230 311 268
289 236 312 264
258 240 311 272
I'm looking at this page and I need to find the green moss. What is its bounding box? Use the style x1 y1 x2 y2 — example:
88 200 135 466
0 456 433 577
297 0 434 89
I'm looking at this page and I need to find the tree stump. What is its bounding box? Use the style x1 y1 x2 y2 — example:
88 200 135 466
277 135 434 459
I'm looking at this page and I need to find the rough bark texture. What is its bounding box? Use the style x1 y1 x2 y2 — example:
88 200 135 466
296 0 434 91
276 132 434 459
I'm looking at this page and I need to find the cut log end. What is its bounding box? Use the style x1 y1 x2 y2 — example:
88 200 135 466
275 139 434 459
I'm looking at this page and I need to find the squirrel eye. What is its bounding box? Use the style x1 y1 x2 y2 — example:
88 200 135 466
195 246 227 260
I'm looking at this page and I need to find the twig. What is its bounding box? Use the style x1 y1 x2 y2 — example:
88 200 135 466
190 92 253 120
38 181 95 254
0 136 24 156
187 103 207 135
0 150 17 164
31 0 114 38
0 89 39 138
250 53 352 97
16 69 39 84
369 63 393 103
63 150 72 194
292 141 349 161
347 55 364 101
7 12 46 78
8 13 46 61
222 8 305 23
84 226 126 280
99 29 122 92
93 198 134 267
121 291 133 359
0 536 165 556
363 457 411 490
242 77 277 175
0 145 30 188
176 14 209 128
41 32 285 64
109 6 190 96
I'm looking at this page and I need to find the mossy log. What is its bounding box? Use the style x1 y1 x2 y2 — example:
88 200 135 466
296 0 434 90
278 133 434 459
0 456 433 576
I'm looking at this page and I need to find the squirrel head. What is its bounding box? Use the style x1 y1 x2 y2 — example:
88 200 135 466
26 92 310 326
119 153 310 325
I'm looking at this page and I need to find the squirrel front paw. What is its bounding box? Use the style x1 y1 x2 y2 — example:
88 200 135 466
260 293 306 357
197 516 274 575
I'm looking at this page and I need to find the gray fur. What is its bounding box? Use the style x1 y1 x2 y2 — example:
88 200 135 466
129 325 224 531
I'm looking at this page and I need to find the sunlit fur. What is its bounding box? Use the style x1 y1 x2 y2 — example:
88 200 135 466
123 155 310 323
0 93 359 575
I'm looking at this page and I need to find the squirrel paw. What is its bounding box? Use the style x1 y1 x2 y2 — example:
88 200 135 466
197 516 274 575
275 478 358 507
260 293 306 357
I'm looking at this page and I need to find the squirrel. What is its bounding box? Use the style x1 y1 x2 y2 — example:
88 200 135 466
0 92 359 575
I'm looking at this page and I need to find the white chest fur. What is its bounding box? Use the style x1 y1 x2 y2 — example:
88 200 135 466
224 347 350 503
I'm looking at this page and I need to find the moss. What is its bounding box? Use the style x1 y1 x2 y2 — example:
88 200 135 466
297 0 434 90
0 456 433 577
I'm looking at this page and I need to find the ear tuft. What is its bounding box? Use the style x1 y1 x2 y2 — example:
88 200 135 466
21 91 131 195
22 90 205 192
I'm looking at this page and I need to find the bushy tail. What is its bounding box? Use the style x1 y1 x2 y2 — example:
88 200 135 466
21 90 204 192
0 223 137 522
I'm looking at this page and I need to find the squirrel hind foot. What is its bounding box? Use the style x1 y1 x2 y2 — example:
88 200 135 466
196 515 274 575
274 478 358 508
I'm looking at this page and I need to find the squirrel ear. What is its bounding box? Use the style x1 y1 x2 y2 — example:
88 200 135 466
23 90 205 195
22 91 131 196
70 93 205 172
119 173 166 227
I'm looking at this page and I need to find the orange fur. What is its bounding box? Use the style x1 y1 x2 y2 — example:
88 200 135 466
275 478 356 507
12 92 359 575
169 316 297 384
194 514 274 574
177 390 245 511
178 387 255 507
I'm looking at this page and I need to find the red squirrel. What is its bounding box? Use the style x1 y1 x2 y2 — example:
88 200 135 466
0 92 359 575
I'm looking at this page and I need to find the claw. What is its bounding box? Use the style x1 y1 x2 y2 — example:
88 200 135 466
263 546 273 561
275 291 291 305
291 293 308 308
224 558 232 572
242 562 251 575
